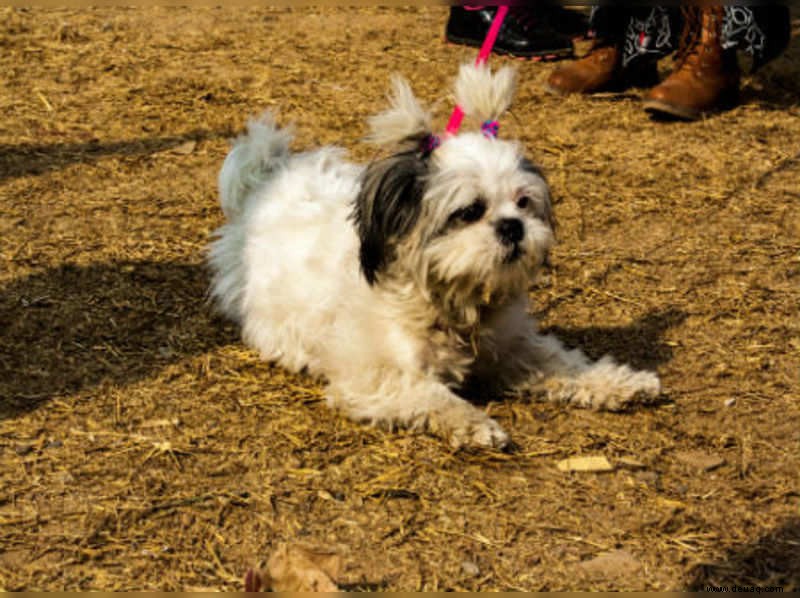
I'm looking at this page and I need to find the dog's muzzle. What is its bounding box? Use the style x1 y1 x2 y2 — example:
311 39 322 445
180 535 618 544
496 218 524 263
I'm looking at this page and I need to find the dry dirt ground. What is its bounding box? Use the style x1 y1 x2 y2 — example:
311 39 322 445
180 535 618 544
1 7 799 592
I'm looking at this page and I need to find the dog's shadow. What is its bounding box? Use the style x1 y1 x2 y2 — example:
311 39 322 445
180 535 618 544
0 128 232 183
1 259 685 421
461 307 684 406
0 260 236 420
542 307 687 373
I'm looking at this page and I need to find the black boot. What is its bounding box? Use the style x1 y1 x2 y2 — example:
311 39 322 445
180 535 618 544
446 6 573 60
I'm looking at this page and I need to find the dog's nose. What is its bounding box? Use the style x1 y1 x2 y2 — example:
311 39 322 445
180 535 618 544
496 218 524 245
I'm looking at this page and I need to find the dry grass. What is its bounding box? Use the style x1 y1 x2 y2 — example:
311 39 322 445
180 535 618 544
1 7 799 591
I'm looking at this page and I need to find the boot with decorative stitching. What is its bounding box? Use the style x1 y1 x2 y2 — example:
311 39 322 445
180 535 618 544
643 7 740 120
544 39 659 95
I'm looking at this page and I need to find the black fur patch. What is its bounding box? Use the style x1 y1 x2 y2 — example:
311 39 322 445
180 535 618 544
351 151 428 285
520 157 556 232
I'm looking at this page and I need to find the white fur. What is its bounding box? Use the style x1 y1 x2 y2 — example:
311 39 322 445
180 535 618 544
454 63 518 124
208 74 660 449
366 75 433 150
218 112 292 220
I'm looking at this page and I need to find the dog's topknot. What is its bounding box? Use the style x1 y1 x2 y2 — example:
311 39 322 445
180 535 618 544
366 75 434 152
453 63 518 125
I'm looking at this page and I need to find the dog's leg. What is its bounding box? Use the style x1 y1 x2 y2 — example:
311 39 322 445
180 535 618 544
475 301 661 411
514 333 660 411
326 374 509 449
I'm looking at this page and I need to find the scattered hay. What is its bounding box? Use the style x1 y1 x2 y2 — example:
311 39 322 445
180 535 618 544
1 6 799 591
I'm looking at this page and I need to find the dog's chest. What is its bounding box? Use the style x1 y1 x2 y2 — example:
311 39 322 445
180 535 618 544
421 321 479 386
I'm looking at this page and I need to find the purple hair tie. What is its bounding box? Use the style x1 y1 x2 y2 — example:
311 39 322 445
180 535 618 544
481 120 500 139
420 133 441 155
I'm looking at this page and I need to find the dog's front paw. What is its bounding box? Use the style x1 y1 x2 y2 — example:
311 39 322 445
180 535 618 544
432 403 509 449
594 371 661 411
549 357 661 411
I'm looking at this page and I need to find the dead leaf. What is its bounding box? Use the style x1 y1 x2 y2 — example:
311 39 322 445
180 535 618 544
461 560 480 577
675 450 725 472
248 543 342 592
578 550 641 580
317 489 336 502
169 140 197 155
557 455 614 473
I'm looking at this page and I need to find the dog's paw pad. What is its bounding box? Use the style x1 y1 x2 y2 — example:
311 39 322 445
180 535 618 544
549 364 662 412
593 370 662 411
614 370 661 402
449 414 509 450
634 372 662 397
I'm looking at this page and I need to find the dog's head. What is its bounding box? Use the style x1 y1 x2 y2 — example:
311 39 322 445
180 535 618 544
353 64 554 306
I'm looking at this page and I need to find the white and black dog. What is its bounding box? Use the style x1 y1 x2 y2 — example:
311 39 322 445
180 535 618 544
208 64 660 449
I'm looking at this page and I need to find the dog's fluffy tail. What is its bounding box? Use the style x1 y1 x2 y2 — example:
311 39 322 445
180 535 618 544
218 112 292 221
209 112 291 322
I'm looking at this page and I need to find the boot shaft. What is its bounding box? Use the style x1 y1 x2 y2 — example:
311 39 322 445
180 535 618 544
676 6 737 73
644 6 740 120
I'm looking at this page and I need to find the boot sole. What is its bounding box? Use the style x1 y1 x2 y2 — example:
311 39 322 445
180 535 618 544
445 35 574 62
642 99 700 121
543 74 660 97
643 80 741 120
543 82 574 96
643 88 739 121
542 63 660 97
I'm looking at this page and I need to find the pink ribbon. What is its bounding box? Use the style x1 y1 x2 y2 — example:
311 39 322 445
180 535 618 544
444 6 509 137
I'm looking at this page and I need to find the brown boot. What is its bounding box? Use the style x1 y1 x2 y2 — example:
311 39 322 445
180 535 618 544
545 39 658 95
644 7 740 120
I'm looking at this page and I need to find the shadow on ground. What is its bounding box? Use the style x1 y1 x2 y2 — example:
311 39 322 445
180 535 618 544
687 517 800 591
0 128 233 182
1 259 684 420
544 307 687 372
0 260 236 419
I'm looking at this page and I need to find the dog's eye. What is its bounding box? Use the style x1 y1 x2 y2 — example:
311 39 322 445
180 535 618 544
451 200 486 224
517 196 530 209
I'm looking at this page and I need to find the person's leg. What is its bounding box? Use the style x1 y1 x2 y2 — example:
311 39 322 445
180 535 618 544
545 7 674 95
644 7 740 120
721 5 791 72
517 2 590 39
643 5 790 120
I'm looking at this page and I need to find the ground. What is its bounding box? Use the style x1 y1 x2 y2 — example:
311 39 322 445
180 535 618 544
1 7 798 592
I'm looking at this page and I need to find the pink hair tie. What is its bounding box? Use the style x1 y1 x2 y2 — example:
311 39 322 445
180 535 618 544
445 6 509 137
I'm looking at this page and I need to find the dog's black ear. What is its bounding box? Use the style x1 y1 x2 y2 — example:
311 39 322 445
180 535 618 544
520 158 556 233
520 157 556 269
352 151 427 285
